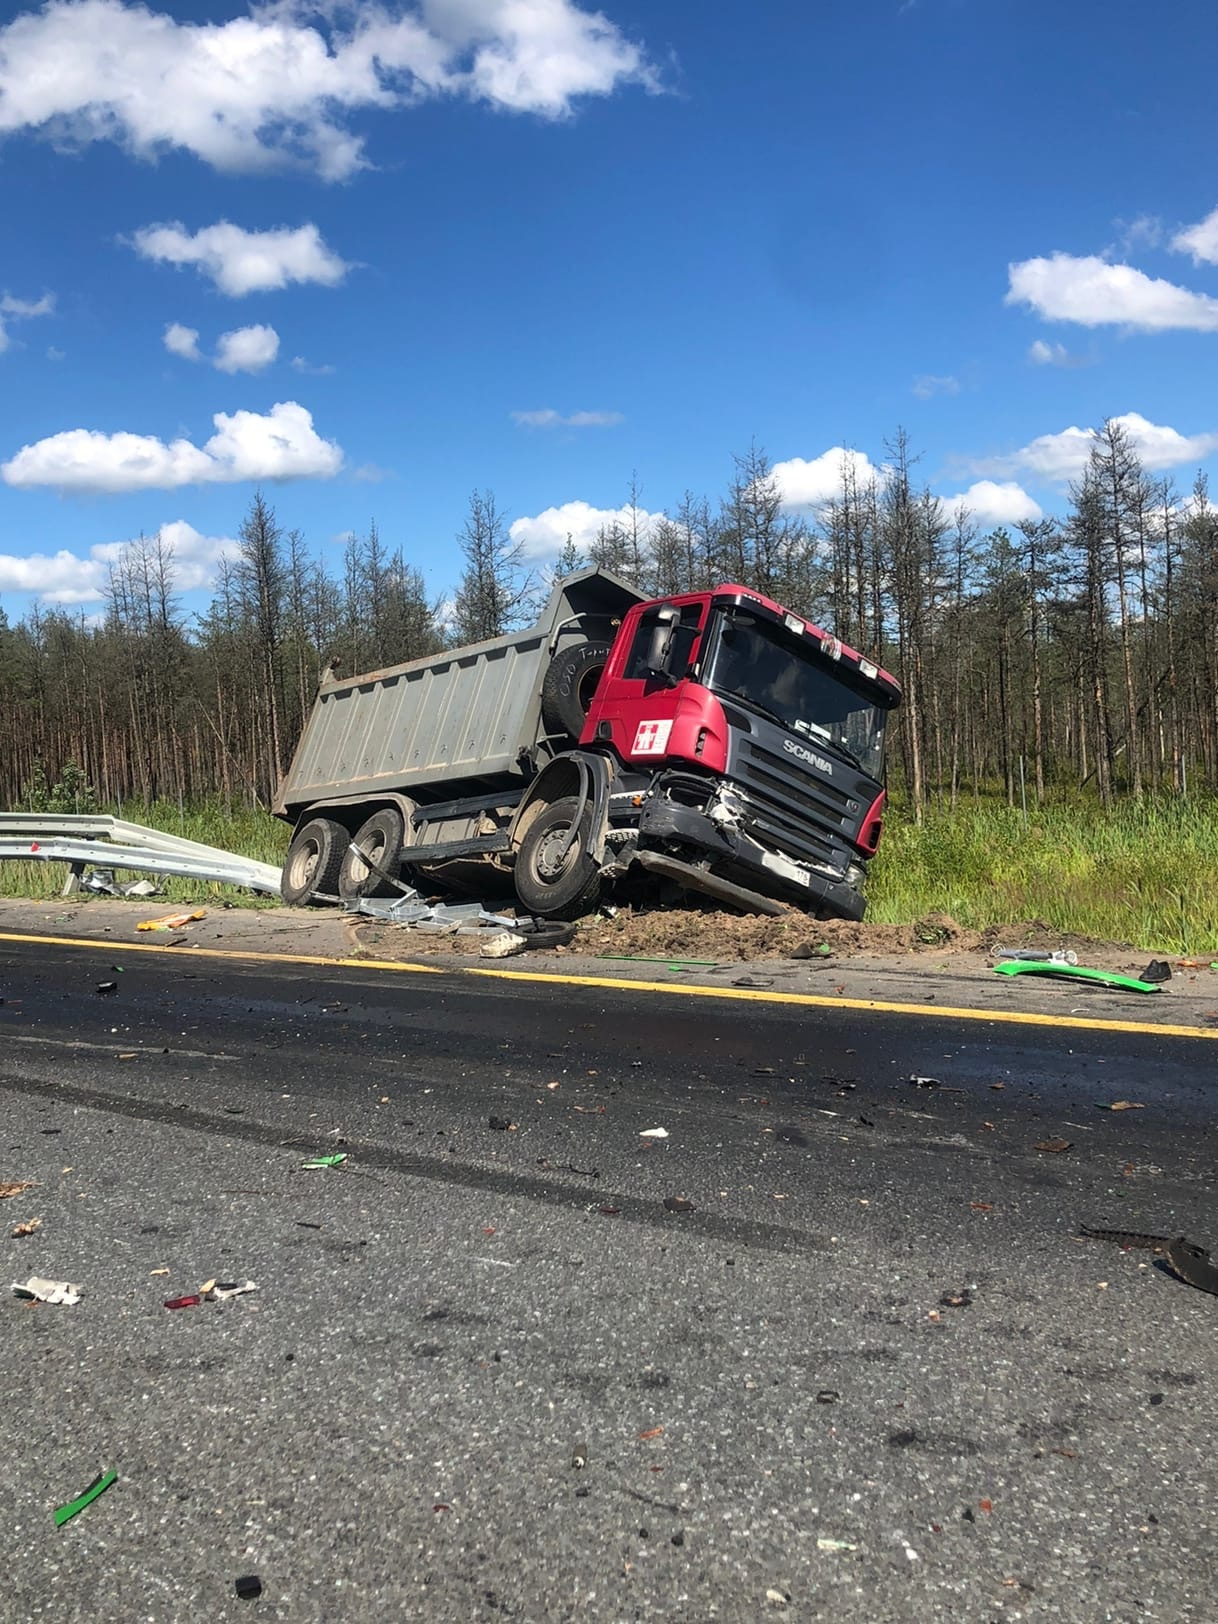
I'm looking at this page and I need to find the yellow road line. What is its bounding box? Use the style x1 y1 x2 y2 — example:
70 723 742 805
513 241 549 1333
0 929 443 975
466 965 1218 1042
0 928 1212 1042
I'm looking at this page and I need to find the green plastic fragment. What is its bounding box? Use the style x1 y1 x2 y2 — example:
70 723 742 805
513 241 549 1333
55 1469 117 1527
992 961 1162 994
301 1153 348 1169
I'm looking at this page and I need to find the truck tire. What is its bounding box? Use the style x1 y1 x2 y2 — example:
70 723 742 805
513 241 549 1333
514 795 603 920
281 816 347 906
541 641 611 739
338 807 407 901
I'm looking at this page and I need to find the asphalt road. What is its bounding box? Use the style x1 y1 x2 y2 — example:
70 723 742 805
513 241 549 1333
1 935 1216 1623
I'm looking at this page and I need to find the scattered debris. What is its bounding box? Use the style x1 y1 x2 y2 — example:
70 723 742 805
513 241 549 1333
487 1116 515 1132
1096 1100 1145 1112
765 1588 790 1607
792 942 834 959
939 1289 973 1309
11 1217 41 1237
54 1468 117 1527
994 961 1162 994
639 1127 669 1140
12 1276 81 1305
597 953 718 967
205 1280 257 1301
234 1575 263 1601
1140 960 1173 984
815 1389 840 1405
1034 1138 1073 1154
137 910 206 931
996 947 1078 965
733 976 775 988
598 1206 622 1217
571 1443 588 1469
301 1152 348 1169
94 981 118 996
1079 1225 1218 1295
970 1201 994 1213
638 1426 664 1440
0 1180 35 1200
163 1294 202 1311
480 931 528 959
816 1536 858 1553
663 1196 696 1214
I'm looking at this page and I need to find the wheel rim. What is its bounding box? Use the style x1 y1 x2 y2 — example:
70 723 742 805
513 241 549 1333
291 839 321 890
350 834 385 886
534 824 576 880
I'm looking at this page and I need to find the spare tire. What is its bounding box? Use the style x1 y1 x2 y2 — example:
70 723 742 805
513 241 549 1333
281 816 347 906
541 640 611 740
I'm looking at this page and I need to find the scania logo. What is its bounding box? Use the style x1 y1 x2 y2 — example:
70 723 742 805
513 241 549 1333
783 738 833 775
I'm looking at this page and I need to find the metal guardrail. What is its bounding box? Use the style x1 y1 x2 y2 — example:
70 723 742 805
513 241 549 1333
0 814 282 897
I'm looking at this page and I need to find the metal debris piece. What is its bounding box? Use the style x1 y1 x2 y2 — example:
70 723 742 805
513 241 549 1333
12 1276 81 1305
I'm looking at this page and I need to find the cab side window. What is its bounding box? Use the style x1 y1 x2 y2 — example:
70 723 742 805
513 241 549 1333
624 603 703 681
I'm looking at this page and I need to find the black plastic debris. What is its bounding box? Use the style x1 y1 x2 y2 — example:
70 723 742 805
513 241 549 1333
94 982 118 996
487 1115 514 1131
234 1574 263 1600
663 1196 696 1214
939 1289 973 1309
815 1389 840 1404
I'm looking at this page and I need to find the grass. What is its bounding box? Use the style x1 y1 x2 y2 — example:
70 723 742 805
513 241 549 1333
870 796 1218 954
2 794 1217 953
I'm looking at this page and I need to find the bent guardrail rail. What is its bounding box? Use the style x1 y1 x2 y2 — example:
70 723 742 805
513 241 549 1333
0 814 282 896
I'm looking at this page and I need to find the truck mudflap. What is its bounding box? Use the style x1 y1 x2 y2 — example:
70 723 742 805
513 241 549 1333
508 750 614 861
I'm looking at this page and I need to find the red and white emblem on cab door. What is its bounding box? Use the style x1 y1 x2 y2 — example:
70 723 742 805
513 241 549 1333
631 719 673 755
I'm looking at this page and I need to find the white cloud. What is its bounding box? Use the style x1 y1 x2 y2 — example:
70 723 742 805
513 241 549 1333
164 321 280 372
511 408 623 428
911 374 959 399
1171 206 1218 267
2 401 343 493
214 324 279 374
0 289 55 353
0 520 238 604
771 448 881 510
968 411 1218 484
0 0 656 182
940 480 1043 528
291 355 336 376
131 220 350 295
163 322 201 361
1028 339 1070 366
1007 252 1218 332
509 499 666 560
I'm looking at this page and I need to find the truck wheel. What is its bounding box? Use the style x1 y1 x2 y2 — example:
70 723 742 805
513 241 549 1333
514 795 603 920
338 807 407 901
541 641 611 739
281 816 347 906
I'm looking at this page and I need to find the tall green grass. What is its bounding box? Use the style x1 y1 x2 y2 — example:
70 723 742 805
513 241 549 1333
3 795 1217 951
870 797 1218 952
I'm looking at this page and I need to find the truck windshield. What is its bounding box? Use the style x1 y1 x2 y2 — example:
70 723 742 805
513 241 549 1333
703 610 889 780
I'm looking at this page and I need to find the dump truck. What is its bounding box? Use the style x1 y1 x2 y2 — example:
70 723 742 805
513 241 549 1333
274 567 901 920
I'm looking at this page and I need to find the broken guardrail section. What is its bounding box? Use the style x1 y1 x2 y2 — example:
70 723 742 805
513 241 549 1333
0 813 282 897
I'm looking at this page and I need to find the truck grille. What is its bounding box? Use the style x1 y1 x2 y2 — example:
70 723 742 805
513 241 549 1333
729 734 855 869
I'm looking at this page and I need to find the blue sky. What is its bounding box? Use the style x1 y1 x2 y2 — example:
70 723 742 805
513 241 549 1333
2 0 1217 619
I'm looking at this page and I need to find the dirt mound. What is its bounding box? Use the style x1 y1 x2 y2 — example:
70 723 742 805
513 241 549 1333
575 906 982 963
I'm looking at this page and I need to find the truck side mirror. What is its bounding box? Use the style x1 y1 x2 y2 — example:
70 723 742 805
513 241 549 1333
644 606 679 681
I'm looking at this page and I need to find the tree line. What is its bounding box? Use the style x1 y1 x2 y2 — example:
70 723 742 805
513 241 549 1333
2 418 1216 817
